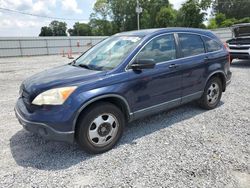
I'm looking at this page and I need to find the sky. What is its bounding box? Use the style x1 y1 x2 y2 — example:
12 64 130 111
0 0 187 37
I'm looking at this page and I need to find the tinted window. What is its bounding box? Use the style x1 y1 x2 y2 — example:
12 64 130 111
136 34 176 63
178 33 205 57
202 37 222 52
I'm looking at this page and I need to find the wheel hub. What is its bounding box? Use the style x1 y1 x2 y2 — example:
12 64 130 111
97 123 111 137
88 113 119 147
207 82 220 105
211 89 217 97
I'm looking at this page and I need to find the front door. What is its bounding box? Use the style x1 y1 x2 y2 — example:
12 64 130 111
125 34 183 118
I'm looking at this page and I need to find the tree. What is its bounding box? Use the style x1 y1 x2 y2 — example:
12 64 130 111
215 13 226 26
93 0 110 20
39 20 67 36
68 22 92 36
207 18 217 29
89 17 113 36
141 0 170 28
155 5 177 27
49 21 67 36
207 14 250 29
235 17 250 25
140 9 151 29
89 0 114 35
213 0 250 20
39 26 53 36
176 0 209 28
108 0 171 31
108 0 137 32
220 19 236 27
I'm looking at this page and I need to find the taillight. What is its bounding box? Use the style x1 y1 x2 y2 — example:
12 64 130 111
223 42 229 51
223 42 231 64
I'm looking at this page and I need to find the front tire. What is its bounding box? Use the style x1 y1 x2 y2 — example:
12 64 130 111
76 102 125 154
199 77 222 110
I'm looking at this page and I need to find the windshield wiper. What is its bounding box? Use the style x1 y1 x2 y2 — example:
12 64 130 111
71 61 103 71
68 60 76 65
77 64 92 70
70 60 92 70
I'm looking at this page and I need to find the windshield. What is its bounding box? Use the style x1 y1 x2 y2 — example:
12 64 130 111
74 35 143 71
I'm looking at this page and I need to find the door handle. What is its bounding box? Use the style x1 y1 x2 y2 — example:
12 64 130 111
169 64 180 69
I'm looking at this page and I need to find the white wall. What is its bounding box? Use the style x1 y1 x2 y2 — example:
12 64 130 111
0 36 107 58
0 28 233 58
211 28 232 42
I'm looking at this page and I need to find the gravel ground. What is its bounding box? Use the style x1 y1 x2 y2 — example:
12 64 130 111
0 55 249 188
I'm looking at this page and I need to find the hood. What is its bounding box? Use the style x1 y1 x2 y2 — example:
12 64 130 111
232 24 250 38
226 37 250 45
22 64 106 97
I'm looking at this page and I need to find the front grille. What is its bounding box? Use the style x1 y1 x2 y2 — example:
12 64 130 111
229 46 250 50
230 52 249 55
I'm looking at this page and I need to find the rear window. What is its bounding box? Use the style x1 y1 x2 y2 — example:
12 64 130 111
178 33 205 58
202 36 222 52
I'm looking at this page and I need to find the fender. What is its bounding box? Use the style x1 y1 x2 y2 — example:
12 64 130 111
204 70 226 91
72 94 131 131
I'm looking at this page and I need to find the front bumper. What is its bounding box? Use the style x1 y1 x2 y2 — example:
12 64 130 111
14 102 75 143
228 45 250 59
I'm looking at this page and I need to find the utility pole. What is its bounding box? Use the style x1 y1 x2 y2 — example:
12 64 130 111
136 0 142 30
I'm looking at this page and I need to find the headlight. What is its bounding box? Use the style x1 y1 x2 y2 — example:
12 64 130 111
32 86 77 105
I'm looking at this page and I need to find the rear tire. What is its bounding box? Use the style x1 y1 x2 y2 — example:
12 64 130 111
76 102 125 154
199 77 222 110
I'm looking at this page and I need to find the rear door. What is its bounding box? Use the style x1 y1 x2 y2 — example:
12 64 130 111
202 35 229 80
176 33 207 102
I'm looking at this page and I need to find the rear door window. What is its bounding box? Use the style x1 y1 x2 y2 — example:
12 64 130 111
178 33 205 57
202 37 222 52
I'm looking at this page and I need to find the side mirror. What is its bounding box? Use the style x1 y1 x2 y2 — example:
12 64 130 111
130 59 156 70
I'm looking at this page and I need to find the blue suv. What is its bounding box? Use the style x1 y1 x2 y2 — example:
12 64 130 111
15 28 232 153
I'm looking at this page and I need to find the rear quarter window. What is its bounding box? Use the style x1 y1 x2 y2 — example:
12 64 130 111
202 36 222 52
178 33 205 58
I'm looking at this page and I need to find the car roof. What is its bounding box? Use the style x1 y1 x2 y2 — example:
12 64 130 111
116 27 213 37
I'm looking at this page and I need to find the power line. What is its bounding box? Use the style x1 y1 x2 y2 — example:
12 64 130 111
1 1 248 21
0 7 89 21
215 1 250 4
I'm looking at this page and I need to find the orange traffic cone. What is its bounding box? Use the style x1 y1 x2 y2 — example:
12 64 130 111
68 49 74 59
